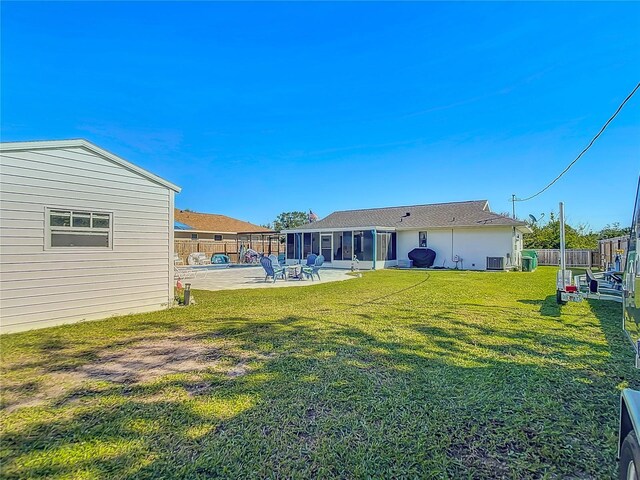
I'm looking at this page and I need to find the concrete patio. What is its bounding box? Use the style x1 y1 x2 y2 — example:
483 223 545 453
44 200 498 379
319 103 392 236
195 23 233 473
180 265 355 291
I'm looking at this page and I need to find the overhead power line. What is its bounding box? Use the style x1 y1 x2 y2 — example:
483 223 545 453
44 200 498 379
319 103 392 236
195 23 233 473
516 81 640 203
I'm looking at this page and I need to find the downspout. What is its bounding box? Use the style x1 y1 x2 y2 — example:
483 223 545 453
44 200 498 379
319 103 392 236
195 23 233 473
511 226 516 267
451 229 454 263
372 229 377 270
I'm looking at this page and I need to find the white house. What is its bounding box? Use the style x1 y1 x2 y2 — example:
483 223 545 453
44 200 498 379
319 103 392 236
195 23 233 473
282 200 530 270
0 139 181 334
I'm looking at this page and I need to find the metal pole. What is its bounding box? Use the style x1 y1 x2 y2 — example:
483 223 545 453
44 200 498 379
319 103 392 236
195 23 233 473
559 202 566 290
512 194 516 219
184 283 191 306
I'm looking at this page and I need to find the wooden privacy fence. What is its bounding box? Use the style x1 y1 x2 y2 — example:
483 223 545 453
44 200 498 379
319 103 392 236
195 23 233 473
599 236 629 271
175 239 282 264
534 249 599 267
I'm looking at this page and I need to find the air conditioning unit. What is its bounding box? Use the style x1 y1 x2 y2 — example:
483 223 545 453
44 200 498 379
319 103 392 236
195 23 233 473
486 257 504 271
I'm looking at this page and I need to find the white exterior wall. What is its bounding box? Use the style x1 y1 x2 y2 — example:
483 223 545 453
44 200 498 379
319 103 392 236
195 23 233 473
0 145 176 333
284 226 521 271
397 227 517 270
285 259 380 270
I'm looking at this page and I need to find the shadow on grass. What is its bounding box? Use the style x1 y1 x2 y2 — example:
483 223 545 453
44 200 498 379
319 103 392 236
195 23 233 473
517 295 561 317
2 304 636 479
587 298 640 381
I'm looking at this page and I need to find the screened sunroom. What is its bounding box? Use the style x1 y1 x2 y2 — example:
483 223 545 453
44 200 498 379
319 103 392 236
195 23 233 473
284 230 398 269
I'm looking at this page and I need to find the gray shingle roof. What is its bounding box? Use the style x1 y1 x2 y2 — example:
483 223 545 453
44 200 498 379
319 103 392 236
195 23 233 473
290 200 527 230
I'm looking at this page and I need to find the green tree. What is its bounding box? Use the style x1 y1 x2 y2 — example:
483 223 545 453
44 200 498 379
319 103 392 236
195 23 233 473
524 213 598 249
272 211 309 232
599 222 630 239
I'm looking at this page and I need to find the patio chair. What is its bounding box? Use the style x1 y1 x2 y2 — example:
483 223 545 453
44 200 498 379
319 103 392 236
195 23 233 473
211 254 230 264
175 253 210 280
277 253 286 265
188 252 211 265
260 256 286 283
305 254 317 267
302 255 324 281
268 254 280 267
174 264 196 280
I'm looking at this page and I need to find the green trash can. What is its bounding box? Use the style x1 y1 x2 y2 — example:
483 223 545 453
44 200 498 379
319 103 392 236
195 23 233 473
522 249 538 270
522 257 533 272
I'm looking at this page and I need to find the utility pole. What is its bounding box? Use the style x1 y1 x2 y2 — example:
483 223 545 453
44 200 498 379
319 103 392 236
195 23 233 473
511 194 516 219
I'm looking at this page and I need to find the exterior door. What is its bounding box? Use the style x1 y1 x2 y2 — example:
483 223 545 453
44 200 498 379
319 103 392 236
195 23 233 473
321 234 332 263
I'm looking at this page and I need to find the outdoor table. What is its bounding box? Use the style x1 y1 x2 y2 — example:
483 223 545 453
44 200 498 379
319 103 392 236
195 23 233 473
287 264 304 280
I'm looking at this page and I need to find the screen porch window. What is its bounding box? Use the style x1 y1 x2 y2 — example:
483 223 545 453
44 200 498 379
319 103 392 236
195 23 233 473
47 209 112 248
287 233 295 259
303 233 312 257
311 232 320 255
376 231 397 261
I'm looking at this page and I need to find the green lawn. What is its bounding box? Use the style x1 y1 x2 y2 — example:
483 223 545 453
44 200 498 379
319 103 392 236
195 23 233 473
1 267 638 479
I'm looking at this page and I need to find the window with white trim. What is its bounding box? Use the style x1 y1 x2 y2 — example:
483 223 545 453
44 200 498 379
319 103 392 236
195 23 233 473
419 231 428 247
214 234 223 241
46 208 112 248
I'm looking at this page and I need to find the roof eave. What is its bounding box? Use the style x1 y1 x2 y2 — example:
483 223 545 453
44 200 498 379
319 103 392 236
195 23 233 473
175 228 274 234
283 226 380 233
286 222 527 232
175 229 238 234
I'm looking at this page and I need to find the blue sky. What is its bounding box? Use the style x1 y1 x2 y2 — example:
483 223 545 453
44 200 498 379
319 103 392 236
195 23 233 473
2 2 639 229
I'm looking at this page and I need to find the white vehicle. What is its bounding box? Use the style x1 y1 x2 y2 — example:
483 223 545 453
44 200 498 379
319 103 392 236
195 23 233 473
618 177 640 480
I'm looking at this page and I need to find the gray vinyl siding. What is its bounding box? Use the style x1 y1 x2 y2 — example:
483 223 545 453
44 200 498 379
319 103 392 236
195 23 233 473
0 145 175 333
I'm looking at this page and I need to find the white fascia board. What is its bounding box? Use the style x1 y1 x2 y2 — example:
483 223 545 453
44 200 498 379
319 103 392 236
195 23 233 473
396 224 518 231
285 224 527 233
282 226 392 233
0 139 182 193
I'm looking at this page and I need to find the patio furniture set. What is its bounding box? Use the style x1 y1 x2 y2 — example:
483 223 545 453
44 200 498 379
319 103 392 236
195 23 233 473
260 254 325 283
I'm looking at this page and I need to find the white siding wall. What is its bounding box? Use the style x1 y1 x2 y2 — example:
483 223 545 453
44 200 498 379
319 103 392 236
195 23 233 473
0 146 174 333
397 227 516 270
286 259 377 270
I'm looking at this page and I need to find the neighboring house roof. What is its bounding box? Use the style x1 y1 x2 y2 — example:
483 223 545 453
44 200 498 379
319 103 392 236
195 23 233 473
0 139 181 192
288 200 529 231
174 209 273 234
174 221 194 230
